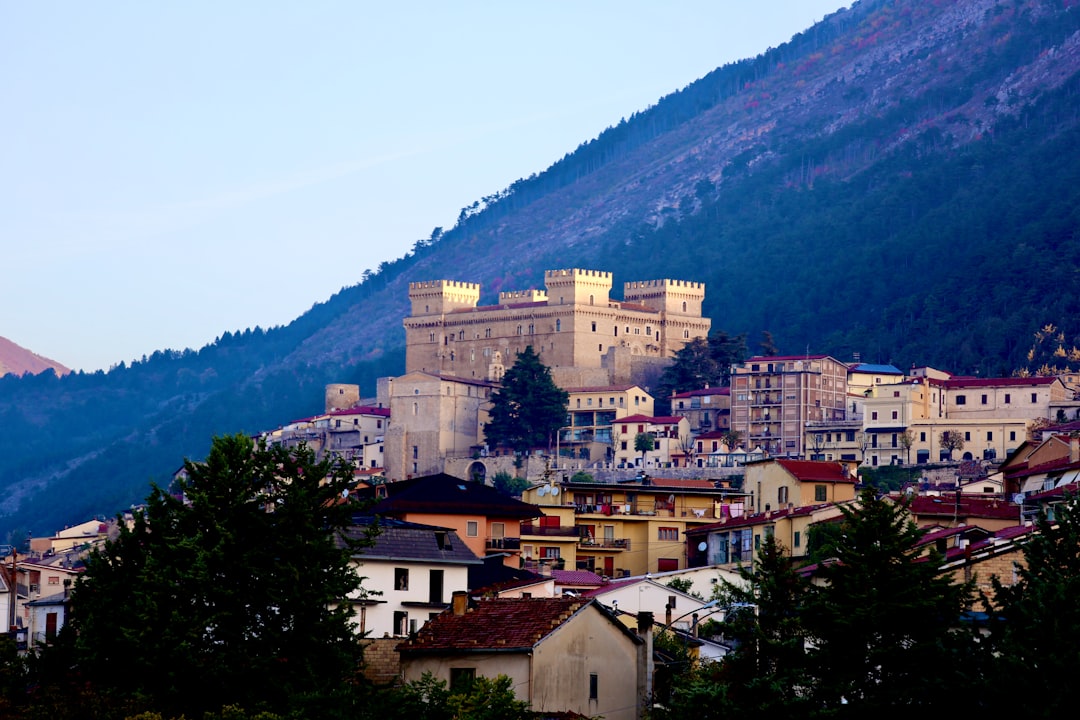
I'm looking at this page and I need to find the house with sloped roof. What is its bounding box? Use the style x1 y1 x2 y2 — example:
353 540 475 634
363 473 541 567
744 458 859 514
397 595 647 720
670 386 730 435
904 492 1021 533
612 414 692 469
342 517 481 638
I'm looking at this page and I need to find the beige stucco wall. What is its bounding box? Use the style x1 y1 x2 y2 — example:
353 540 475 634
349 558 472 639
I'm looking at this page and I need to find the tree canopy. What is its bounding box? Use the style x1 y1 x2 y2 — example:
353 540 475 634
483 346 568 455
655 331 748 406
68 434 371 718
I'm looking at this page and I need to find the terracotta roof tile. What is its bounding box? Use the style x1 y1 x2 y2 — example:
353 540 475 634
396 597 589 653
775 459 854 483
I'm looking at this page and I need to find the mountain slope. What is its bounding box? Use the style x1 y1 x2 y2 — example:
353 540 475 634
0 336 70 378
4 0 1080 535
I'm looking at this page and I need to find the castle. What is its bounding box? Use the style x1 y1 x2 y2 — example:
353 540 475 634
402 269 711 389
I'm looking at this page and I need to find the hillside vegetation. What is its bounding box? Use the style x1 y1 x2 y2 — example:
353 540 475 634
4 0 1080 534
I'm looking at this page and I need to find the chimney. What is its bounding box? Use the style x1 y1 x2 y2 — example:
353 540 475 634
637 611 655 709
1071 433 1080 464
451 590 468 616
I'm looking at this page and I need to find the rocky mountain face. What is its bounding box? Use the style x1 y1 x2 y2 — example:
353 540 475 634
4 0 1080 534
0 336 69 378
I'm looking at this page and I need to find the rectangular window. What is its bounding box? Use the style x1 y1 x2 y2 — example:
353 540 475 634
778 486 789 505
981 394 988 405
815 485 827 502
658 527 679 541
871 411 878 420
1010 431 1016 441
542 547 561 559
466 521 478 537
964 432 971 441
47 576 60 586
920 432 926 442
393 611 408 636
987 431 993 441
1032 393 1038 403
1005 393 1011 404
891 410 898 420
794 531 801 548
395 568 409 591
429 569 444 604
589 673 599 700
955 395 966 405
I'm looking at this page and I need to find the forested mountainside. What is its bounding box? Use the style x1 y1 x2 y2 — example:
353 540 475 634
5 0 1080 535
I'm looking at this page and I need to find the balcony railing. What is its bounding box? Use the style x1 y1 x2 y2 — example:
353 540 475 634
486 537 522 551
578 537 630 551
519 523 581 538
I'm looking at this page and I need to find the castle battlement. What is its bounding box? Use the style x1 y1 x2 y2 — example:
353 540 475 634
544 268 613 282
409 279 481 316
624 279 706 291
499 289 547 303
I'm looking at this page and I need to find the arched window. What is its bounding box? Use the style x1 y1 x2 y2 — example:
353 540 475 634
682 301 687 312
556 319 561 332
589 294 594 305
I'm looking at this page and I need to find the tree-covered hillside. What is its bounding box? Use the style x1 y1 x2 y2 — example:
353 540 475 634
4 0 1080 535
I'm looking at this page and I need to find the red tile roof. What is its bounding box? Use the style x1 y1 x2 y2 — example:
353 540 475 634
744 354 831 362
552 569 604 586
328 406 391 417
775 459 854 483
908 493 1021 521
396 597 593 653
618 415 683 425
685 503 831 535
565 384 639 393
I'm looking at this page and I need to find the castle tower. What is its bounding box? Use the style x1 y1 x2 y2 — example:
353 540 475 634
543 268 613 306
623 278 706 316
325 383 360 413
408 280 481 317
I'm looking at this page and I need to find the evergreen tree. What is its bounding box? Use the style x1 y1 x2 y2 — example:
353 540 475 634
803 488 976 712
714 535 812 717
656 331 748 402
69 434 371 718
484 346 568 455
984 492 1080 716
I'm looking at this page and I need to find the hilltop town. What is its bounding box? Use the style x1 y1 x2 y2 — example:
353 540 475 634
7 268 1080 718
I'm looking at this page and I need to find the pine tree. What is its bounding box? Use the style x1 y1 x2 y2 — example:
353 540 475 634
484 346 568 455
69 434 371 718
985 492 1080 716
803 488 976 711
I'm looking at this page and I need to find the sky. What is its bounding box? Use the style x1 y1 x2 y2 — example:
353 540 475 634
2 1 850 373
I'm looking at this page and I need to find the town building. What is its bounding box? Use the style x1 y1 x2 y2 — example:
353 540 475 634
670 386 730 435
559 385 656 467
685 502 846 568
396 595 647 720
729 355 850 458
612 415 692 469
521 476 749 577
364 473 541 568
743 458 859 515
343 517 480 638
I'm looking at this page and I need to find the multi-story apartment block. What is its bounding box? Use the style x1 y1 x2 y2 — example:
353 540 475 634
521 476 749 577
730 355 850 458
611 415 692 469
402 269 711 389
670 386 730 434
560 385 655 466
862 374 1070 466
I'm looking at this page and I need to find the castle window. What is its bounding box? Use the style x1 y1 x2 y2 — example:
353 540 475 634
589 294 594 305
556 319 561 332
614 326 618 337
485 328 491 338
591 322 596 332
412 403 418 416
682 301 687 312
646 326 651 335
683 330 689 339
598 344 603 352
517 325 523 335
529 324 534 334
458 330 465 340
429 332 435 342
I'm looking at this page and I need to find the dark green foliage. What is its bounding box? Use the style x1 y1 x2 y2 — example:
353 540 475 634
713 535 813 717
984 493 1080 716
802 488 977 710
570 470 596 483
67 435 371 719
491 471 529 497
484 346 568 455
634 432 655 462
655 332 748 406
375 672 532 720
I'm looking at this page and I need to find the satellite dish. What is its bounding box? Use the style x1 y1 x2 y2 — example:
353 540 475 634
550 486 560 496
341 488 349 499
1012 493 1025 505
668 494 676 504
697 542 707 552
538 486 549 496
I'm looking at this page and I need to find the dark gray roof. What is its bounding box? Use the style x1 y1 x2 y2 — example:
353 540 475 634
346 517 481 565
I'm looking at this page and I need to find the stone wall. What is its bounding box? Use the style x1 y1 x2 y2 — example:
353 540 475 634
360 637 402 686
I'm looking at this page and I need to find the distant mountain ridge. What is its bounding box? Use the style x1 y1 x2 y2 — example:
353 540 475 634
4 0 1080 536
0 336 69 378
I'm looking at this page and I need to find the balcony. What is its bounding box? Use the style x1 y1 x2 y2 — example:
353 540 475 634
578 537 630 551
486 536 522 551
519 523 580 538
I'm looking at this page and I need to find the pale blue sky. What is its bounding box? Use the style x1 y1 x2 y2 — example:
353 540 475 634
2 1 849 372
